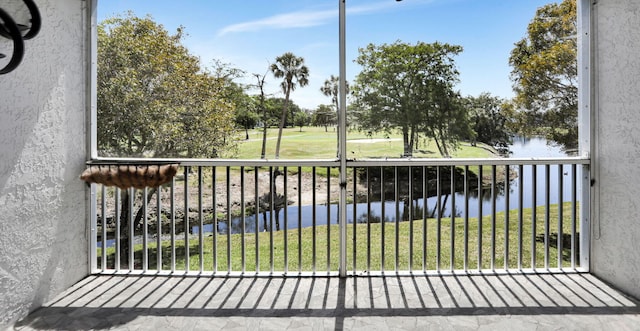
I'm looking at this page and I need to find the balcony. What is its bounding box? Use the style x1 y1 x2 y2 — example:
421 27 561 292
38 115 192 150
15 273 640 329
23 157 640 329
8 0 640 329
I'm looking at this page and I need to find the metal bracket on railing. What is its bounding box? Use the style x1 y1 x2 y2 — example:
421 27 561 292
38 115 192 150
0 0 41 74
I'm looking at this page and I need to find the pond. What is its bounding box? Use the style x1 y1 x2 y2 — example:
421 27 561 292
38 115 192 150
194 137 580 235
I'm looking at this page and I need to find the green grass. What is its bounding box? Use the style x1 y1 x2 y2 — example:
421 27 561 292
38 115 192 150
237 127 496 159
98 202 580 272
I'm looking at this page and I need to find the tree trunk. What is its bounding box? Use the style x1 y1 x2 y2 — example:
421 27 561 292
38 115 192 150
118 187 159 268
440 194 449 218
402 127 412 157
275 88 291 159
118 189 131 268
261 121 267 159
256 73 268 159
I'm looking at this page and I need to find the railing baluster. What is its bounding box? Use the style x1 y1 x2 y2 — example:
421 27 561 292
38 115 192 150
557 164 564 269
156 185 162 272
101 185 107 272
504 165 510 270
212 167 218 273
409 166 414 273
143 187 148 272
170 178 176 273
422 166 427 272
380 166 386 273
226 166 232 273
91 185 98 272
571 164 577 269
115 188 121 272
254 167 259 273
353 167 358 275
198 167 204 273
545 164 551 270
297 167 302 273
312 167 317 274
327 167 331 274
450 165 456 271
283 167 288 274
128 187 134 271
269 167 274 274
477 165 483 271
491 165 496 271
436 166 441 271
531 165 537 269
463 165 469 271
518 164 524 270
183 167 190 273
241 166 246 274
367 167 372 273
394 166 400 272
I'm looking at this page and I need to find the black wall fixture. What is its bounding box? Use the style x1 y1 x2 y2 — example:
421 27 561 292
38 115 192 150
0 0 41 74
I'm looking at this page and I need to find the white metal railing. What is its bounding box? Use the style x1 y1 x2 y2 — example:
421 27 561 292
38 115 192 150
89 157 590 277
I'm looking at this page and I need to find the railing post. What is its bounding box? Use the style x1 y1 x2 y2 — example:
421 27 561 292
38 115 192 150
578 0 592 271
89 184 97 272
338 0 348 277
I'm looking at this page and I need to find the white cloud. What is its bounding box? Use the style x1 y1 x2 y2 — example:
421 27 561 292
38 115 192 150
217 1 422 36
217 8 337 36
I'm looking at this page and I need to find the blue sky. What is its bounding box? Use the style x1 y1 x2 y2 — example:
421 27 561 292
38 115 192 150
98 0 553 110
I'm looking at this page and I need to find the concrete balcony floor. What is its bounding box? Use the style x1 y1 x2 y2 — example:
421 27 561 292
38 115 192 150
14 272 640 330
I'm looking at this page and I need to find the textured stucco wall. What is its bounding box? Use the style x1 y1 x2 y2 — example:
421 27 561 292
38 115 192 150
0 0 88 328
591 0 640 299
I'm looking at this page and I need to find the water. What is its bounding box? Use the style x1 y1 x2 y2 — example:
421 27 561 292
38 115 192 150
446 136 577 221
191 137 578 235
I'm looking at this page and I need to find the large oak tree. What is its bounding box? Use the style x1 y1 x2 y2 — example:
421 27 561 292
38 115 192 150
509 0 577 150
97 14 238 265
352 41 470 157
98 14 237 158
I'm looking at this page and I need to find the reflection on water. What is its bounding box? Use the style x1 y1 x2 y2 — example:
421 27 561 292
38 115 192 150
191 137 580 235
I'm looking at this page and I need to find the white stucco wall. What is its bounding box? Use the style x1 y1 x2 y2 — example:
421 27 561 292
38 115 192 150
591 0 640 299
0 0 88 328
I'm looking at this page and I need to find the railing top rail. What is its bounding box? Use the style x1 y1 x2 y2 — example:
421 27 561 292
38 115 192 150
89 156 589 167
88 157 341 167
347 156 590 167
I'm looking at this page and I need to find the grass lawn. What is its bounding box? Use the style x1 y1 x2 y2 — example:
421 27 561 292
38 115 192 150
237 127 497 159
98 202 580 273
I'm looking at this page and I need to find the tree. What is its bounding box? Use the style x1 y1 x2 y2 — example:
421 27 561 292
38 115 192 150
263 97 303 128
320 75 348 113
321 75 348 155
98 14 237 158
425 86 472 157
509 0 577 150
313 104 336 132
235 100 259 140
352 41 468 157
209 60 257 141
97 14 238 265
463 93 513 153
294 111 310 132
270 52 309 159
253 72 269 159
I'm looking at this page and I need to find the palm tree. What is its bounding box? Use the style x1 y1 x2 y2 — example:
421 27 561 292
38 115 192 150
320 75 349 113
270 52 309 159
321 75 348 156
